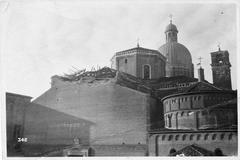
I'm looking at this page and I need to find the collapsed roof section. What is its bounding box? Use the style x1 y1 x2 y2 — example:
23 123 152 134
59 67 117 81
53 67 217 96
52 67 153 94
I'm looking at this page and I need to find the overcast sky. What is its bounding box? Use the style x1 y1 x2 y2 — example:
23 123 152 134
1 0 237 98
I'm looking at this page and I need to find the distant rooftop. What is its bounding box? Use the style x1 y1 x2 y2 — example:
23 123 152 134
6 92 32 99
161 81 235 101
113 46 166 60
116 46 160 54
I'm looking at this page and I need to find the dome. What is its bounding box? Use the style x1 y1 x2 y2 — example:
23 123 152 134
165 22 178 33
158 42 193 77
159 21 194 77
159 42 192 67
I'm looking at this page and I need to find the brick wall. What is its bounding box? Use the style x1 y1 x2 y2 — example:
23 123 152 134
162 92 236 130
149 131 237 156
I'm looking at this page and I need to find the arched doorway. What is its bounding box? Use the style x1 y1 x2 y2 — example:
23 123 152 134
169 148 176 155
214 148 224 156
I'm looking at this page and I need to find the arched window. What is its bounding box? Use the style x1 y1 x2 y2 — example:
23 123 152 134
182 134 187 141
190 134 194 140
229 133 233 140
175 135 179 141
175 112 179 118
204 134 209 140
88 147 95 156
143 65 151 79
181 111 184 116
212 134 217 140
168 114 172 127
197 134 201 141
168 33 171 38
125 59 128 64
168 135 173 141
220 133 225 140
162 135 166 141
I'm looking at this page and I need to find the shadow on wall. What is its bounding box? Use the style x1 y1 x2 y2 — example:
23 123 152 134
14 102 95 156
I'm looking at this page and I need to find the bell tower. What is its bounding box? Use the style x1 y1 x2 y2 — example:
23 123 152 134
210 46 232 90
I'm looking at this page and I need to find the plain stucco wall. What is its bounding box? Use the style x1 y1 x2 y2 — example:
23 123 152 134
27 78 152 146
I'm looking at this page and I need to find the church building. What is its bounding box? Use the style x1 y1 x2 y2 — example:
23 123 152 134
6 20 237 157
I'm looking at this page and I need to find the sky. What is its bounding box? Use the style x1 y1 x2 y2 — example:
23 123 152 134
0 0 238 98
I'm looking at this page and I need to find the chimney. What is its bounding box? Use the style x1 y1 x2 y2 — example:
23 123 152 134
198 67 205 82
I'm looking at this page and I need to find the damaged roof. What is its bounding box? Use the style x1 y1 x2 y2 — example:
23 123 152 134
59 67 117 81
57 67 153 94
57 67 225 97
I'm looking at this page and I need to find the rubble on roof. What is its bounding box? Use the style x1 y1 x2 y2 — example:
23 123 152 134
58 67 117 82
56 67 207 95
56 67 152 93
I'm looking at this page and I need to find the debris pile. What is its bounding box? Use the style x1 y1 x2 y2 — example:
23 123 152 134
59 67 116 82
57 66 153 94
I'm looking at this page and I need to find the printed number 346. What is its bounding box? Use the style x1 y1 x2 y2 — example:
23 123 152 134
18 138 27 142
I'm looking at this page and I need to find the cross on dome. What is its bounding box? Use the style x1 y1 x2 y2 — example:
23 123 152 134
197 57 203 68
169 14 173 23
217 43 221 51
137 38 140 47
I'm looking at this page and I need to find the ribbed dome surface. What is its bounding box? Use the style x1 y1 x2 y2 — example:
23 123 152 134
165 23 178 33
158 42 192 67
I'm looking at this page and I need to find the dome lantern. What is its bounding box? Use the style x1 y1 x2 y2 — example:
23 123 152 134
165 21 178 43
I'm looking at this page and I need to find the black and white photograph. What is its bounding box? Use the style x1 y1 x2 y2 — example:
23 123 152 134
1 0 239 158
